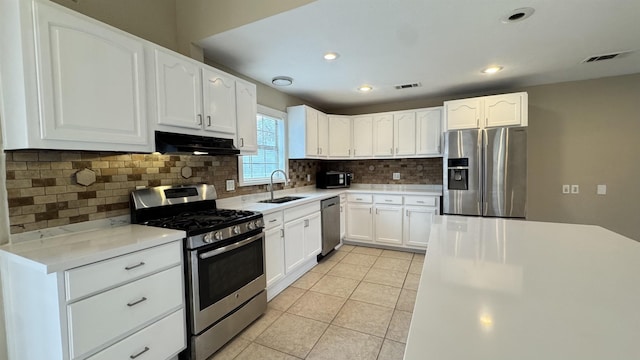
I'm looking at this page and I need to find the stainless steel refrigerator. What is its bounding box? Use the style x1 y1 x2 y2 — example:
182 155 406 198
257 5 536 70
443 127 527 218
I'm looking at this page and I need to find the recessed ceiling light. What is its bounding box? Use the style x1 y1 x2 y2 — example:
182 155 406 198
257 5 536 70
272 76 293 86
501 7 535 23
323 52 339 60
482 66 503 74
358 85 373 92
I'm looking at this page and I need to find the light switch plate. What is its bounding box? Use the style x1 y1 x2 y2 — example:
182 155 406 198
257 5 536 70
597 184 607 195
226 179 235 191
562 185 570 194
571 184 579 194
392 172 400 180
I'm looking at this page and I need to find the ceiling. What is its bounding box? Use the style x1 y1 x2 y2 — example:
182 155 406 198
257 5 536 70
197 0 640 110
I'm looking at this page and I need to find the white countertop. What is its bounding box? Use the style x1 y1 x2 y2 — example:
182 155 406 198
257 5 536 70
216 184 442 214
0 225 185 274
405 215 640 360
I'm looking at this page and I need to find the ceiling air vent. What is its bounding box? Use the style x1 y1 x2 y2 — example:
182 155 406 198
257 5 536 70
582 51 630 63
394 83 421 90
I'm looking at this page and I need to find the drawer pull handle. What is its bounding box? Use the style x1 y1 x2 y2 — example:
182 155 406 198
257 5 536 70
130 346 150 359
356 198 363 200
127 297 148 307
417 201 425 204
124 262 145 271
385 199 392 202
269 219 278 223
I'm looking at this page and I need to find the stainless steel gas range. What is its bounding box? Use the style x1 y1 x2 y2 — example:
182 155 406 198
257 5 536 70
130 184 266 360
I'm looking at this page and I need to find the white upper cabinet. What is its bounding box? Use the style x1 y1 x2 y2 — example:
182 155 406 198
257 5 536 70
444 92 528 130
328 116 352 157
235 79 258 153
288 105 330 159
394 112 416 156
154 49 202 130
444 98 482 130
483 92 527 128
202 68 236 134
0 0 150 152
373 114 395 157
416 107 442 155
352 116 374 158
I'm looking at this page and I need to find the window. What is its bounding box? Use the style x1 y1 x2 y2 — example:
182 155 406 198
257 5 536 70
238 105 287 186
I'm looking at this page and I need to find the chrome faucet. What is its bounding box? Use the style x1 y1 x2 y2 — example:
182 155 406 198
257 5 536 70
269 169 289 201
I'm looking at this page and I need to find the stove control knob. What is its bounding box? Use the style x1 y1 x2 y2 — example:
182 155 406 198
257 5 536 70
232 226 240 235
214 231 224 241
247 221 255 230
203 233 214 243
256 219 263 228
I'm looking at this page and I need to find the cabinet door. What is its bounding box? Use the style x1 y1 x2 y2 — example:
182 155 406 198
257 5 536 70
394 112 416 156
303 212 322 259
404 206 437 248
416 108 442 155
328 116 352 157
154 49 202 129
484 93 524 128
346 204 373 242
374 205 403 245
304 108 319 156
236 80 258 153
445 98 482 130
317 112 329 157
373 114 394 157
284 218 306 273
265 227 285 288
34 1 148 146
202 68 236 134
352 116 373 157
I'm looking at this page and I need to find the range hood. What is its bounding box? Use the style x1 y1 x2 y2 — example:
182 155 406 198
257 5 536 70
155 131 240 155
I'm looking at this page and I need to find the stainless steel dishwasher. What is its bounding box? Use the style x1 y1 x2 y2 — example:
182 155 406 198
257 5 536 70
320 196 340 257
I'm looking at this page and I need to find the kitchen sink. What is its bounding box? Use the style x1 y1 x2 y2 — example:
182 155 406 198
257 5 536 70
259 196 305 204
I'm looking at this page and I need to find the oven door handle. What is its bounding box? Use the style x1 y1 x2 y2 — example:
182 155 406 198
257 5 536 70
199 232 263 260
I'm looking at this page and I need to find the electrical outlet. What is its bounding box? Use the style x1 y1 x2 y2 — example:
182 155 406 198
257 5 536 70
571 184 579 194
306 174 311 181
562 185 570 194
392 172 400 180
597 184 607 195
225 179 235 191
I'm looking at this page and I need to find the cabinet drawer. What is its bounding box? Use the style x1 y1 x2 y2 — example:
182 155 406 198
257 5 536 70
284 202 320 222
67 266 183 358
404 196 437 207
374 195 403 205
347 194 373 203
263 211 283 230
65 241 181 302
87 308 185 360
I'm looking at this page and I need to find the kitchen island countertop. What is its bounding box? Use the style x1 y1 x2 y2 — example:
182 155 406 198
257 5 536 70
405 215 640 360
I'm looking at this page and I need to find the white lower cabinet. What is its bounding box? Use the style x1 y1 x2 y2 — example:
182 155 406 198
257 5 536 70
284 218 306 273
264 202 321 300
404 206 438 248
345 193 439 251
346 203 374 242
264 226 285 288
0 238 185 360
374 205 404 245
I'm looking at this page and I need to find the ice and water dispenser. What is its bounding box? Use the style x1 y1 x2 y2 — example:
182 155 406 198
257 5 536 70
447 158 469 190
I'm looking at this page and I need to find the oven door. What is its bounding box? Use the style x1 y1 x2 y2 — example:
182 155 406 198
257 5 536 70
189 231 266 334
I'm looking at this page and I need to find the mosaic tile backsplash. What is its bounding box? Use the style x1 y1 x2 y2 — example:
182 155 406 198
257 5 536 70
5 150 441 234
5 150 320 234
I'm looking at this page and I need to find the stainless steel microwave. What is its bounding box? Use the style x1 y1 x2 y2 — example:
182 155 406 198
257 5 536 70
316 171 352 189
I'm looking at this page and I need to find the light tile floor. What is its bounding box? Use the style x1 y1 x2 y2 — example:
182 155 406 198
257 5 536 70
209 245 425 360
